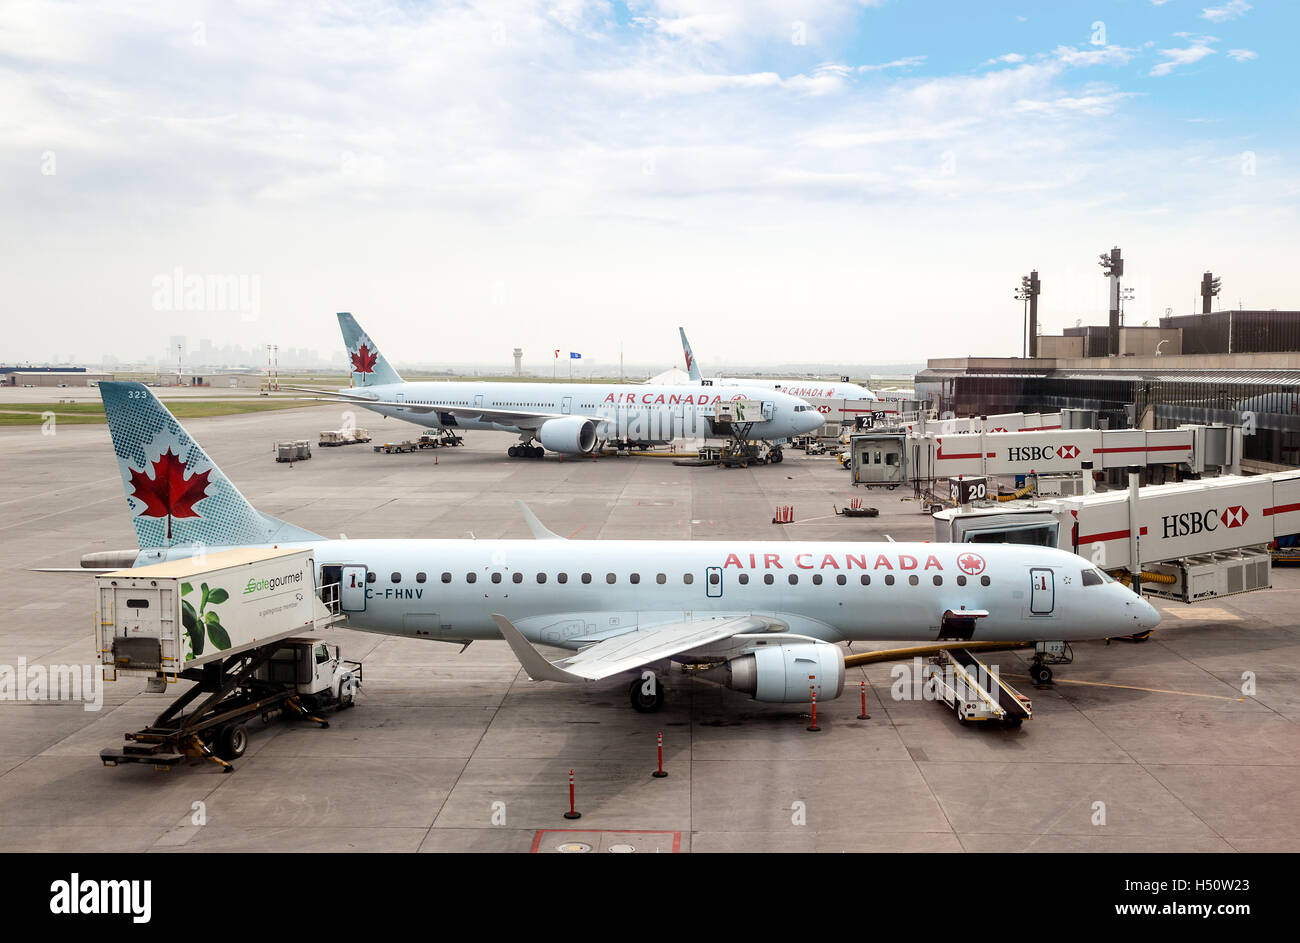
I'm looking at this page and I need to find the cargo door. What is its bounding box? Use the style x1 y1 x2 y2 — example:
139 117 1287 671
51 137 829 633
705 566 722 598
340 565 368 612
1029 568 1055 615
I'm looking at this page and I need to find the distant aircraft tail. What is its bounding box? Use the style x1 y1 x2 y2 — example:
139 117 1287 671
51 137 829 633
679 327 702 382
338 312 403 387
99 382 322 550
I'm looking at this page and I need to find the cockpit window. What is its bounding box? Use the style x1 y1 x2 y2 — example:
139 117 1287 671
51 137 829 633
1081 569 1103 586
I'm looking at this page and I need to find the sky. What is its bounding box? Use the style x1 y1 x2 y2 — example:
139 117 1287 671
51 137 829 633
1 0 1296 369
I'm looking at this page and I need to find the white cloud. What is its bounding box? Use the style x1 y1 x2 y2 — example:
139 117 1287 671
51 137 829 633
1202 0 1251 22
858 55 926 72
1151 38 1217 76
982 53 1025 66
1051 44 1136 68
1227 48 1258 62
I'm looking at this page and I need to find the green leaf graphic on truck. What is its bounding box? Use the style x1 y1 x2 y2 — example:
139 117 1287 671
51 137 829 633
180 581 231 658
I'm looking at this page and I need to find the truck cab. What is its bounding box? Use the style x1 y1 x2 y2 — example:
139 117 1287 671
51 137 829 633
255 638 362 711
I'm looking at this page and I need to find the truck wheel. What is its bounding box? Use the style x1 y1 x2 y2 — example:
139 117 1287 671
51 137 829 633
338 683 355 710
216 723 248 761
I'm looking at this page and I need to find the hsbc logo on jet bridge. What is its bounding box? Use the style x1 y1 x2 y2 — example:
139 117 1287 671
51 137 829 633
1006 444 1079 463
1161 506 1250 539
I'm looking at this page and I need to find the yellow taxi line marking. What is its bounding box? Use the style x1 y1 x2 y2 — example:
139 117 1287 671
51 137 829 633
1005 674 1246 701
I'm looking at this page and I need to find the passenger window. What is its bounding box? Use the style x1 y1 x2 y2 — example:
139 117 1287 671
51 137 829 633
656 574 666 584
582 573 592 584
366 572 376 583
860 575 870 586
933 575 943 586
788 574 798 585
630 574 640 584
512 572 523 584
536 573 547 583
884 575 895 586
908 575 919 586
441 573 451 583
763 574 774 585
391 572 401 583
558 573 568 584
980 576 990 586
606 573 616 584
709 572 719 585
491 573 502 584
837 575 846 586
738 573 749 585
956 575 967 586
1081 569 1103 586
683 574 693 585
466 572 477 584
416 572 427 583
812 574 823 585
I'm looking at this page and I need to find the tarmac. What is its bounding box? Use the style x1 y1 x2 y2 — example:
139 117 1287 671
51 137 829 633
1 398 1298 853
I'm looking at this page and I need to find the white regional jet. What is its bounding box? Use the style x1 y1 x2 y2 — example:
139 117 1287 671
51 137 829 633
80 382 1159 713
292 314 824 459
679 327 879 402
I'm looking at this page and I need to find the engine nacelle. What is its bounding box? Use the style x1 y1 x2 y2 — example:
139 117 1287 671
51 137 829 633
724 642 845 703
537 416 598 455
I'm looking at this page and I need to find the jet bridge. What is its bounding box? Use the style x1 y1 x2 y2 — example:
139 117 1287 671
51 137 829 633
932 468 1300 603
851 422 1242 488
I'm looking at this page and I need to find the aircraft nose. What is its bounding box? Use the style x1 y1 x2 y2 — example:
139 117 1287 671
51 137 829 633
1126 593 1161 631
799 407 824 433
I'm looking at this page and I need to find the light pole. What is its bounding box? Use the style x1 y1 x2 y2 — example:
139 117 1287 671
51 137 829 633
1099 247 1123 356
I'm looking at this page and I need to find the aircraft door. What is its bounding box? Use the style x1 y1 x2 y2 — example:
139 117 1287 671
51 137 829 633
340 565 368 612
562 396 572 415
1029 568 1054 615
474 394 484 409
705 566 722 598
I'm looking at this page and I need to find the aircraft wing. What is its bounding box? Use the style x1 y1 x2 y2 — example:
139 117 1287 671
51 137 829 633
283 386 601 430
492 613 776 682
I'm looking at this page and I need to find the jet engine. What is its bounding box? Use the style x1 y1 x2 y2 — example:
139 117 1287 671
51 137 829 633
537 416 598 455
723 642 845 703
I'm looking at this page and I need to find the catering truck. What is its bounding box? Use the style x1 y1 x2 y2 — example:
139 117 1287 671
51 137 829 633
96 547 361 771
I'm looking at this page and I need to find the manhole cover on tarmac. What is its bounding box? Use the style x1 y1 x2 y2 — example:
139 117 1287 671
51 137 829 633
533 830 682 853
556 841 593 854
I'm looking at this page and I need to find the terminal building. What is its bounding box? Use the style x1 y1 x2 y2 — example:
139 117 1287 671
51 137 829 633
916 309 1300 473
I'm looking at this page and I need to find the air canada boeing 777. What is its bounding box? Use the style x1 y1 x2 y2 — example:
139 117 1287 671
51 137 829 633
79 382 1158 712
291 314 824 459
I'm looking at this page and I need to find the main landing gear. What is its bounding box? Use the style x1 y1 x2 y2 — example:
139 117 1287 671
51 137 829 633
629 674 665 713
508 444 545 459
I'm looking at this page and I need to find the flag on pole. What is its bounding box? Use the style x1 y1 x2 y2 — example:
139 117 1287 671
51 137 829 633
570 352 581 359
554 349 560 358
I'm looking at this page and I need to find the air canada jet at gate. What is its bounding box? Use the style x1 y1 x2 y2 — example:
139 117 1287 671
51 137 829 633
82 382 1159 713
288 313 824 459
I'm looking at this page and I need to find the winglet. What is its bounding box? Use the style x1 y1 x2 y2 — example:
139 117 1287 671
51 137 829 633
516 501 564 540
491 614 581 683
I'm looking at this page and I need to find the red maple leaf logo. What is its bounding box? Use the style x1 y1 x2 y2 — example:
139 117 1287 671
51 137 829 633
350 344 377 376
128 448 211 540
957 552 986 576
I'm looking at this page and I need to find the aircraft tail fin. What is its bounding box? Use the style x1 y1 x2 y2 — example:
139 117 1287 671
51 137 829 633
338 312 403 387
679 327 702 382
99 382 322 550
